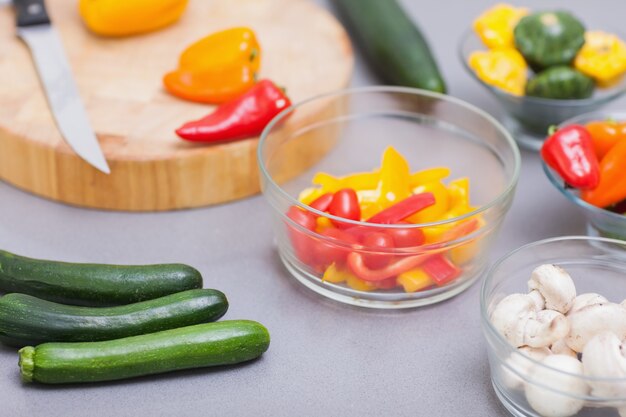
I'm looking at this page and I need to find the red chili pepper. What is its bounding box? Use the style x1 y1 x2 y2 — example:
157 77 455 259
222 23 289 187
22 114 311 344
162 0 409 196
361 232 395 269
309 193 334 212
175 79 291 143
421 254 461 286
346 252 430 282
285 206 316 266
541 125 601 189
328 188 361 228
314 227 358 267
366 193 436 224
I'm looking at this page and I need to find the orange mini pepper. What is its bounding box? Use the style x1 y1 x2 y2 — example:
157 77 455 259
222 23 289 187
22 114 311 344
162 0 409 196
581 139 626 208
585 120 626 160
163 27 261 104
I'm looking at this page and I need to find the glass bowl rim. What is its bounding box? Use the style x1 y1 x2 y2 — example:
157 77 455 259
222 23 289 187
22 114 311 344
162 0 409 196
542 111 626 223
257 85 521 230
480 235 626 383
458 29 626 107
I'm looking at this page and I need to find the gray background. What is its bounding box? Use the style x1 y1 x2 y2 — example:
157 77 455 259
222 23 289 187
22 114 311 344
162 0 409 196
0 0 623 416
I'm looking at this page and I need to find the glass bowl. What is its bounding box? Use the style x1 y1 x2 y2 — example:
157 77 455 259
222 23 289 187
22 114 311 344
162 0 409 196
258 86 520 309
459 30 626 151
543 111 626 241
481 236 626 417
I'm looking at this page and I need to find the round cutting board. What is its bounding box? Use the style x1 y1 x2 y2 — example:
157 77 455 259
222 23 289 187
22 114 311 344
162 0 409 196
0 0 353 211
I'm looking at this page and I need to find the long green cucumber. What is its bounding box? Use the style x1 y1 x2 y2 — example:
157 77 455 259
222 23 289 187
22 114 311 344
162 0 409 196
19 320 270 384
332 0 447 93
0 250 202 305
0 289 228 347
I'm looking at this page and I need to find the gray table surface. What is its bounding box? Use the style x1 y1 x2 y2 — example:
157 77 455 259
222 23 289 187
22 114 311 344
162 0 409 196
1 0 624 416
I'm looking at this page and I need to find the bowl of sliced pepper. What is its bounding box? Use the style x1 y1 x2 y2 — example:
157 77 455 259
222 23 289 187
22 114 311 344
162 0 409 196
258 86 521 308
459 4 626 150
542 111 626 242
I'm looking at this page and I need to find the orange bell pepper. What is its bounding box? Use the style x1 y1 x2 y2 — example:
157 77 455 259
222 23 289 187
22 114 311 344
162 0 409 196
586 120 626 160
163 27 261 104
581 139 626 208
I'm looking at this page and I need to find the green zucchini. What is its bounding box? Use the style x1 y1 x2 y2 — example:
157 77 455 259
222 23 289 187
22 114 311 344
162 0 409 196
332 0 446 93
19 320 270 384
0 289 228 347
0 250 202 306
526 66 595 99
514 11 585 70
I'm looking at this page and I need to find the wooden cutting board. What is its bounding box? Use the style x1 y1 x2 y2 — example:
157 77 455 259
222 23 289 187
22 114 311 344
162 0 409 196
0 0 353 211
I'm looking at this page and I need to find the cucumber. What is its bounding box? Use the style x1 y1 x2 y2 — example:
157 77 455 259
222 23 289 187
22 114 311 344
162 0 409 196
526 66 594 99
0 289 228 347
0 250 202 306
19 320 270 384
332 0 446 93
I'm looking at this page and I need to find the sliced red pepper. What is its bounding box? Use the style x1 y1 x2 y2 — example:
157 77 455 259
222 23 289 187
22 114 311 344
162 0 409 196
421 254 461 286
328 188 361 228
314 227 359 267
347 252 430 282
175 79 291 143
366 193 435 224
440 218 480 243
386 221 425 247
373 277 398 290
285 206 316 266
541 125 601 189
361 232 395 269
309 193 334 212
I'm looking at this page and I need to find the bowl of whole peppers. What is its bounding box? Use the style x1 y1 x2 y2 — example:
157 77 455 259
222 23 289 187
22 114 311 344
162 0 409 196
542 111 626 241
460 4 626 149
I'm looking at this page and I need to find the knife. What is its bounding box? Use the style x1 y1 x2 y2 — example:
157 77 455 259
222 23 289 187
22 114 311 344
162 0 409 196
14 0 110 174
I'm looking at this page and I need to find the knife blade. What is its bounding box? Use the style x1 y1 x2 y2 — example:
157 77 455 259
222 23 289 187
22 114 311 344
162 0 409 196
14 0 110 174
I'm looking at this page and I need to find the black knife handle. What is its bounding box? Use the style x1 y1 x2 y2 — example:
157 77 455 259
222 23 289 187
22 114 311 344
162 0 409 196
14 0 51 27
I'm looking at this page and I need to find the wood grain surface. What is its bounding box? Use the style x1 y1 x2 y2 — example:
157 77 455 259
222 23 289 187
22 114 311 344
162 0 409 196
0 0 353 211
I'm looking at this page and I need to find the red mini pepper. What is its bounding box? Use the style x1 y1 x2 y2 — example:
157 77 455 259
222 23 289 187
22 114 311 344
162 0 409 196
541 125 601 189
366 193 436 224
328 188 361 228
175 79 291 143
309 193 334 212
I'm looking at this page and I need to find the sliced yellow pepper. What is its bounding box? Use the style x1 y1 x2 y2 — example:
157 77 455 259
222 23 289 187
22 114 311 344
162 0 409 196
469 48 528 96
376 147 411 208
322 263 349 284
410 167 450 187
448 177 470 211
407 181 450 223
473 3 529 49
574 31 626 88
397 268 434 292
316 216 334 232
312 173 342 193
299 187 324 205
343 171 380 190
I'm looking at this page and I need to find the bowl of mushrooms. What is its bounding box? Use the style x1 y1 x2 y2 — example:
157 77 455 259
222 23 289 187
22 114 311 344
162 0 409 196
481 236 626 417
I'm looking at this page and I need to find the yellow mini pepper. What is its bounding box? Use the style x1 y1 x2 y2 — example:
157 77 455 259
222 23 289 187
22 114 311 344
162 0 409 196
473 3 529 49
469 48 528 96
79 0 189 37
574 31 626 88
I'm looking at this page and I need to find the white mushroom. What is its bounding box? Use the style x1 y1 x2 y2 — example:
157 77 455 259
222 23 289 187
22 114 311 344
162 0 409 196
568 293 609 316
551 339 577 359
491 294 569 348
566 303 626 352
502 346 551 390
525 355 588 417
529 289 546 311
528 264 577 314
582 331 626 402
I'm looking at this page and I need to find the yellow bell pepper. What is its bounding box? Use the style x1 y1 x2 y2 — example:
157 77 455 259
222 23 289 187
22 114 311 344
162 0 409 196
322 263 349 284
79 0 189 37
574 31 626 88
299 187 324 205
346 274 377 292
316 217 334 232
448 178 470 211
397 268 434 292
473 4 529 49
376 147 411 208
410 167 450 187
407 181 450 223
469 48 528 96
